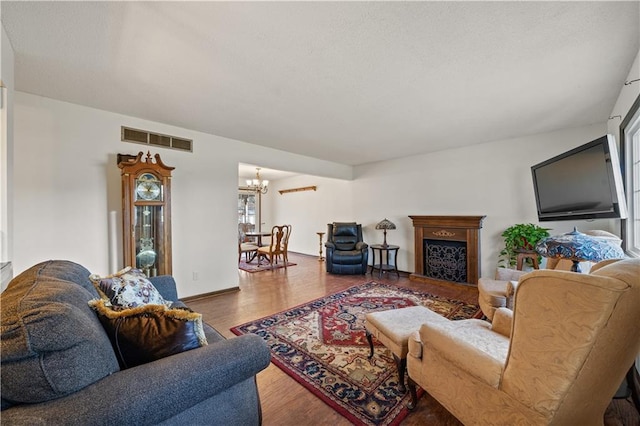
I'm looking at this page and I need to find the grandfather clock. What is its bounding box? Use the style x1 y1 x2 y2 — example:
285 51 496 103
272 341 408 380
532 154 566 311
118 151 174 277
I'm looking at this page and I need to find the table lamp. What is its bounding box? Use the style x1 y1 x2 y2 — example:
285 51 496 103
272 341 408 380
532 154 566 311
535 227 625 272
375 218 396 248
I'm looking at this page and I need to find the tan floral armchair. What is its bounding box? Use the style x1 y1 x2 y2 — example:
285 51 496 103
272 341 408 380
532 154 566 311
407 258 640 425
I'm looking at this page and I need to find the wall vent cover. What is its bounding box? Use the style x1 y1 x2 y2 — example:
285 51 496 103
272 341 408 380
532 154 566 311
121 126 193 152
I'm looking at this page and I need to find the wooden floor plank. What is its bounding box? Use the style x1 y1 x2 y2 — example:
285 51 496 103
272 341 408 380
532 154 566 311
186 252 639 425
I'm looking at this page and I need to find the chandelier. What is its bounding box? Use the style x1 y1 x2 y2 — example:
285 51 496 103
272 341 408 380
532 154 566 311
246 167 269 194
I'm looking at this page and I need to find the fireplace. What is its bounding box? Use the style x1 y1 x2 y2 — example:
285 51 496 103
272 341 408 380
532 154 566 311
409 216 485 286
424 239 467 282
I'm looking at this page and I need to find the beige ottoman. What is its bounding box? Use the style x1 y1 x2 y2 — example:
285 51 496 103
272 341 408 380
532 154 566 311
364 305 447 392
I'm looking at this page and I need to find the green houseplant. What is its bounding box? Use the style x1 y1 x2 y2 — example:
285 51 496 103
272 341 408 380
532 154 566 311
498 223 551 269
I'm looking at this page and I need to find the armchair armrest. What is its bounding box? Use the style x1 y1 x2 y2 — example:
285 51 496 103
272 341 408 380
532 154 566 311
408 330 423 359
505 280 520 309
495 268 527 282
492 307 513 338
1 334 271 425
355 241 368 250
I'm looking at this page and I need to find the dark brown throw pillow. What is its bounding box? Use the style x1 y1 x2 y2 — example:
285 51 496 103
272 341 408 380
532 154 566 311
88 300 208 369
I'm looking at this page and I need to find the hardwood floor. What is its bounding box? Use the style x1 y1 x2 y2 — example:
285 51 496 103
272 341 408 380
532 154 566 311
186 252 640 425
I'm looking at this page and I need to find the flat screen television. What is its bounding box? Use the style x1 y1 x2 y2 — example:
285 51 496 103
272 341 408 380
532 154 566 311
531 135 628 222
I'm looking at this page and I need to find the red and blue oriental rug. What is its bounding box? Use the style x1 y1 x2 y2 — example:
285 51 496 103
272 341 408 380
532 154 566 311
230 282 482 426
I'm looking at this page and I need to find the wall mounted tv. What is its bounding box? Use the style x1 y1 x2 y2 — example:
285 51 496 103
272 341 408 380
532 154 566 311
531 135 628 222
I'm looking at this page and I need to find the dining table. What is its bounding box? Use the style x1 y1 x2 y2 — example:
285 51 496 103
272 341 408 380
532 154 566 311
245 231 271 248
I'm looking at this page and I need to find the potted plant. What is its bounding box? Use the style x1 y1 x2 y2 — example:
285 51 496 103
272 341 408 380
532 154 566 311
498 223 551 269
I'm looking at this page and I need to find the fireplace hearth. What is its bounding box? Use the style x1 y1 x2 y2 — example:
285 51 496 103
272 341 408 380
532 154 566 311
409 215 485 286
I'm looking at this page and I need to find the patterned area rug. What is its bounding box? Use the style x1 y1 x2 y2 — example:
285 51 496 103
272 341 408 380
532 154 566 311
238 260 296 272
231 282 482 425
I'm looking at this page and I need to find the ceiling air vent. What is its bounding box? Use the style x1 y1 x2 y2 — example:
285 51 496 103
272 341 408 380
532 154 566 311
121 126 193 153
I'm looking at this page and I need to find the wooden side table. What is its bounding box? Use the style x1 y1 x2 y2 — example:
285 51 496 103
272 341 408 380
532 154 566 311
516 251 539 271
370 244 400 278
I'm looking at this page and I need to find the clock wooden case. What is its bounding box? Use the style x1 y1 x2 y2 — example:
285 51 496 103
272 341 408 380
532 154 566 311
118 151 174 277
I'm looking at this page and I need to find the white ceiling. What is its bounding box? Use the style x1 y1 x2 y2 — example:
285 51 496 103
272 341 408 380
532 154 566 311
1 1 638 167
238 163 297 181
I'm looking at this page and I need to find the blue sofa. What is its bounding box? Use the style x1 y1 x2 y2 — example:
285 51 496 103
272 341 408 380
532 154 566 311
0 260 271 425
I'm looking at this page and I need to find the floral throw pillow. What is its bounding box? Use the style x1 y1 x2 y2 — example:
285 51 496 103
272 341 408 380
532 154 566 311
89 267 171 309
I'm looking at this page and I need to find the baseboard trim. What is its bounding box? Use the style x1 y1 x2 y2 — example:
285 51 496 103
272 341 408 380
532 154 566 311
182 286 240 302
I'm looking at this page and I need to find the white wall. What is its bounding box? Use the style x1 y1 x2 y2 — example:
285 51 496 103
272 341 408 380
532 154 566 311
608 49 640 139
354 124 619 275
270 123 616 277
1 22 14 269
268 174 354 256
12 93 351 297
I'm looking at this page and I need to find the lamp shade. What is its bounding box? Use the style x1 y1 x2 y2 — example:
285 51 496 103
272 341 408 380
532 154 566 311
535 227 625 272
375 219 396 230
375 218 396 247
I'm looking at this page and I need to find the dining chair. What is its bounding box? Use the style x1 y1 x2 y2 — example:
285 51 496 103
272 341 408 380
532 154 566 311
238 222 257 244
257 225 290 268
238 228 259 263
280 224 292 264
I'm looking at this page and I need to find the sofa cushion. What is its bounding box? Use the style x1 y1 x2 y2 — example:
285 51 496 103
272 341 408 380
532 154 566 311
89 299 208 369
90 267 171 308
0 260 120 403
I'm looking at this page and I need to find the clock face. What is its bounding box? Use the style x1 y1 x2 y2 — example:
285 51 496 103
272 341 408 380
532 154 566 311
136 174 162 201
